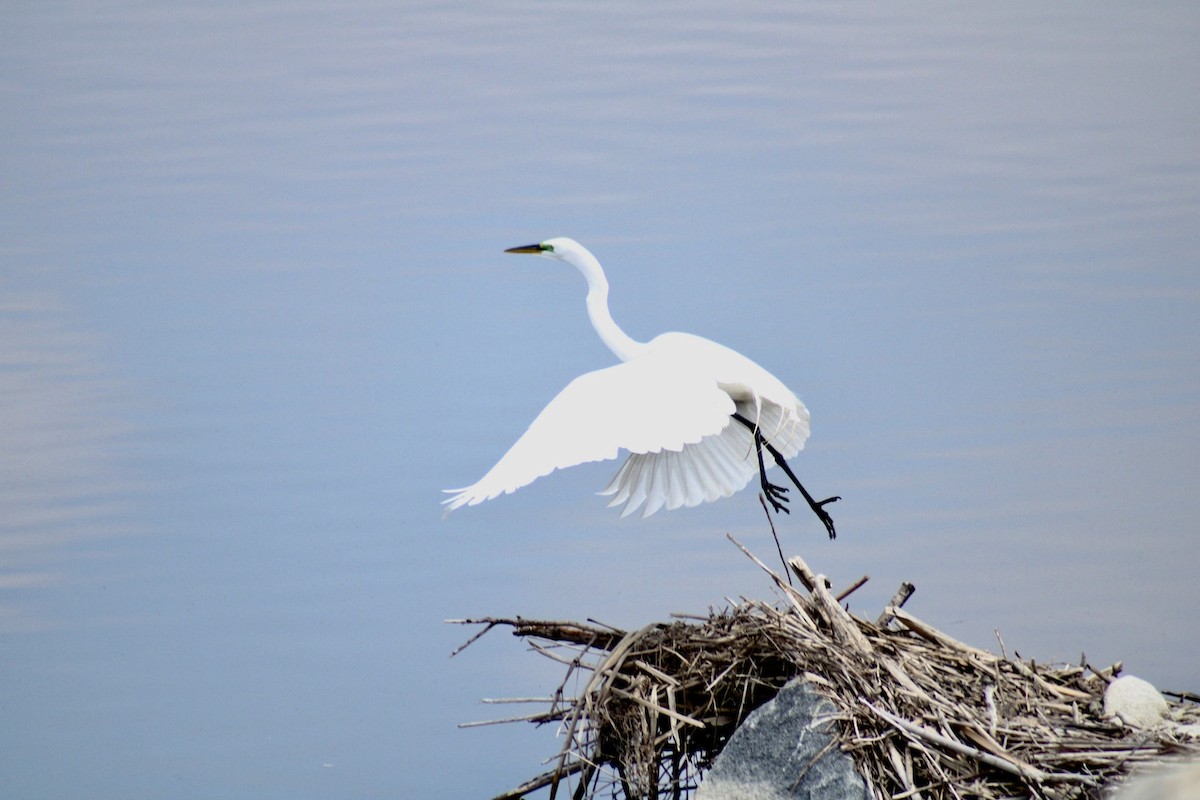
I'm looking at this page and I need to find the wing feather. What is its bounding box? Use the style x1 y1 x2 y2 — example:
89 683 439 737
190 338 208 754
598 394 810 518
687 448 715 506
442 356 736 511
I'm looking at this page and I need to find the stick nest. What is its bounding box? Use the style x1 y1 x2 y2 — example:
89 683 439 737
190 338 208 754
453 538 1199 799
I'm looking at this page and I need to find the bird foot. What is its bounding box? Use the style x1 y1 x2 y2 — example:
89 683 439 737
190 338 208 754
813 495 840 540
761 480 791 515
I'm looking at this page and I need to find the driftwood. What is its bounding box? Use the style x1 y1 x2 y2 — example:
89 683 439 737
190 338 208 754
452 535 1199 799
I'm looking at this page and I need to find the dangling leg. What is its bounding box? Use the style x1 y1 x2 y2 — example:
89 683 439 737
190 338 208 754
760 436 840 540
733 413 840 540
750 424 791 515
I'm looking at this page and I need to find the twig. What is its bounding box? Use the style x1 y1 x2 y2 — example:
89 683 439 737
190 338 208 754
1085 661 1118 685
759 493 793 586
448 618 499 657
887 606 996 663
606 686 707 729
807 569 874 657
632 659 681 687
861 699 1053 784
786 553 824 593
482 696 562 704
875 582 916 628
490 761 586 800
459 711 561 728
836 575 870 603
727 533 794 596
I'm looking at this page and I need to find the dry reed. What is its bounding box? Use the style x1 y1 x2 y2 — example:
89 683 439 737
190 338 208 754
451 535 1199 800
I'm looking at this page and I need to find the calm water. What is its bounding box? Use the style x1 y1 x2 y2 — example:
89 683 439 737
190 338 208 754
3 3 1198 797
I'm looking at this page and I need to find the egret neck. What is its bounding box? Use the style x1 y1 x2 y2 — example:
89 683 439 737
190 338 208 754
569 244 646 363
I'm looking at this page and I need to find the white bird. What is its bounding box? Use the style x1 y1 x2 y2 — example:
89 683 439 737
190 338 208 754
443 238 838 538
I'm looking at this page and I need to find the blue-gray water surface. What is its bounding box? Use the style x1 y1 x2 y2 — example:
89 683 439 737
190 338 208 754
3 3 1198 797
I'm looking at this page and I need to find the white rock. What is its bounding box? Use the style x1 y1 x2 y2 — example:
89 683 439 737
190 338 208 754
1104 675 1169 730
1110 760 1200 800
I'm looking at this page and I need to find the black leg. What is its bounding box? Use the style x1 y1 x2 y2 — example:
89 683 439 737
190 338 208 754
752 431 791 515
733 413 840 540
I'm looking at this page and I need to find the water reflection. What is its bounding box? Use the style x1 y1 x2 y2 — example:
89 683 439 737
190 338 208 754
0 284 135 632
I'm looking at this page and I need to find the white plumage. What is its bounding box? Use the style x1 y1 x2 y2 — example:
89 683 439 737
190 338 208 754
443 237 828 529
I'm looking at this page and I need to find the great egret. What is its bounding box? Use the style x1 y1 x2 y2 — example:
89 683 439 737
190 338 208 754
443 238 839 538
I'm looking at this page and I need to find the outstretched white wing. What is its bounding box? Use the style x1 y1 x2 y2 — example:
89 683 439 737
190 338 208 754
442 354 736 511
444 331 811 515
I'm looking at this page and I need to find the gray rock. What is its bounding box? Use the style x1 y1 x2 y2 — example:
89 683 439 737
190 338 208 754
697 677 870 800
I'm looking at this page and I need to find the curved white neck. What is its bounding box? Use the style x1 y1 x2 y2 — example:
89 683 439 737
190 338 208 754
570 248 646 362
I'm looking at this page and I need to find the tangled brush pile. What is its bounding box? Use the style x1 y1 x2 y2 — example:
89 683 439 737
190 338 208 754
453 537 1199 799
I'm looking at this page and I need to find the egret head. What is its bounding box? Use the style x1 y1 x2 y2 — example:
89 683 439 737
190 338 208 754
504 237 584 262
